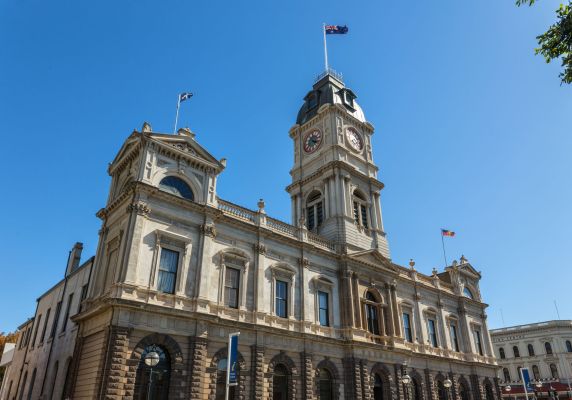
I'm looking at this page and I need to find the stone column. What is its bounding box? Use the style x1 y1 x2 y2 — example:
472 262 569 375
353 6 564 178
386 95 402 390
361 360 372 400
449 372 458 400
189 338 208 400
458 306 473 354
340 269 355 329
251 345 265 400
253 243 266 314
395 364 405 400
480 314 494 357
102 326 130 399
390 284 402 338
437 301 449 350
301 352 314 400
352 273 362 329
195 220 217 303
425 369 437 400
342 357 362 400
122 202 150 284
384 284 395 337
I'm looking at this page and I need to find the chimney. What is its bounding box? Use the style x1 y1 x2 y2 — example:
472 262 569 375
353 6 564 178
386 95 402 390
66 242 83 276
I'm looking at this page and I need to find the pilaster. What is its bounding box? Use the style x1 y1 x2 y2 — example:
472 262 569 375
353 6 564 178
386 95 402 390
425 369 437 400
251 345 265 400
189 337 208 400
301 352 314 400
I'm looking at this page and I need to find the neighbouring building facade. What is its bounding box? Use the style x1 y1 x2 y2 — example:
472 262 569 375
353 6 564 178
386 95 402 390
491 320 572 399
4 71 499 400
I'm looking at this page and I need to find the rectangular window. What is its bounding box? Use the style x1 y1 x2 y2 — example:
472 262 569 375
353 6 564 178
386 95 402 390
31 315 42 346
275 280 288 318
403 312 413 342
50 302 62 338
450 323 460 352
78 284 89 313
474 330 483 356
353 202 360 224
40 308 51 344
224 267 240 309
318 291 329 326
61 293 74 332
428 318 438 347
158 248 179 294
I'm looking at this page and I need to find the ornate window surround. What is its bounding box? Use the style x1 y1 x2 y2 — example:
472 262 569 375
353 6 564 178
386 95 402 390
470 322 485 356
269 263 296 320
446 315 462 352
150 229 192 296
423 308 440 347
399 300 416 343
305 189 325 232
361 288 386 336
351 188 370 231
217 249 250 311
311 276 335 328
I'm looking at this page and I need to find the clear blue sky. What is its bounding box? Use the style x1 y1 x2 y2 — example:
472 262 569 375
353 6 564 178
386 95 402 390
0 0 570 332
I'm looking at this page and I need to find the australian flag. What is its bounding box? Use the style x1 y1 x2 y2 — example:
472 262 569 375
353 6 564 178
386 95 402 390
325 25 348 34
179 92 193 102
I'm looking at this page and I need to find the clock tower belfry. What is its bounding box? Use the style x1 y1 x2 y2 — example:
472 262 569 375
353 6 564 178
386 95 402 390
286 71 390 257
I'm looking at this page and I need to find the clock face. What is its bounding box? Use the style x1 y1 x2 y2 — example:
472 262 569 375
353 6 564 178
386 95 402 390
346 128 364 151
303 129 323 154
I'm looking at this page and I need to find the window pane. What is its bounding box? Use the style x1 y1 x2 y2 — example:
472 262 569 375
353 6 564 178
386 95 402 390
428 319 437 347
225 268 240 308
403 313 413 342
316 202 323 226
353 202 360 224
318 291 329 326
360 205 368 229
158 249 179 294
276 281 288 318
450 324 459 352
307 206 315 231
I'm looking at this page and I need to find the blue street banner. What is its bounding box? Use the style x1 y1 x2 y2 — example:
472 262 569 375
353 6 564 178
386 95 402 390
521 368 533 393
228 334 239 386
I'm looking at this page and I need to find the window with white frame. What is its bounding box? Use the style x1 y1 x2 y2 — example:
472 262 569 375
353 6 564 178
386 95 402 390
224 267 240 309
270 264 295 319
427 317 438 347
158 248 179 294
312 276 334 328
352 191 369 229
403 311 413 342
306 190 324 231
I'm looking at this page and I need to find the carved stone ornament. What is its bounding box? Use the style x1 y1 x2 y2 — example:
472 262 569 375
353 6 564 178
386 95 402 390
172 142 197 155
200 223 217 238
298 258 310 268
127 202 150 216
254 243 266 254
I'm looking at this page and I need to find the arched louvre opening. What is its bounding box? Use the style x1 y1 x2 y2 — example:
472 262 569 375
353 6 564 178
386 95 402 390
273 364 289 400
319 368 333 400
352 191 369 229
306 190 324 231
159 176 194 200
134 344 171 400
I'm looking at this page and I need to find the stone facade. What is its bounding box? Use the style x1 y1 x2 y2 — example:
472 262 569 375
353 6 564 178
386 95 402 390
490 320 572 397
4 72 499 400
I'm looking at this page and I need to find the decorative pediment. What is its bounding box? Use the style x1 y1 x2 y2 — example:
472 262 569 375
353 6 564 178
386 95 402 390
457 263 481 280
347 249 397 272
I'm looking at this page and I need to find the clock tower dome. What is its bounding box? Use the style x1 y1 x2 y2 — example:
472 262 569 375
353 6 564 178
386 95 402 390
286 71 390 257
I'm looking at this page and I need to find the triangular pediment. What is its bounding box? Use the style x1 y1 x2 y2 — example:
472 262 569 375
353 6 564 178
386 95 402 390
347 249 397 272
457 263 481 279
148 132 224 171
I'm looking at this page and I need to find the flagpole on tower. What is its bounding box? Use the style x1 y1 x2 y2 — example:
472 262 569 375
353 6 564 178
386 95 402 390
323 23 329 71
174 94 181 134
441 232 448 269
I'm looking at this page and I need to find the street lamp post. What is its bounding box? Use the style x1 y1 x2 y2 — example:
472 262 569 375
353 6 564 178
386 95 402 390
444 378 453 400
402 369 412 400
144 350 160 400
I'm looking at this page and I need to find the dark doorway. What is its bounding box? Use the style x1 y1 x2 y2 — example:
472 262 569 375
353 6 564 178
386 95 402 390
373 373 384 400
319 369 333 400
273 364 289 400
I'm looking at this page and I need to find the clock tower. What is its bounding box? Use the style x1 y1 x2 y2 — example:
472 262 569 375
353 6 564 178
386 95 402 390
286 71 390 257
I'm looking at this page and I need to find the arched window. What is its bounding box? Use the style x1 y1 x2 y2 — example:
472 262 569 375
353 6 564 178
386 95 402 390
545 342 553 355
373 374 385 400
499 347 506 359
306 190 324 231
273 364 289 400
503 368 511 382
463 287 474 299
532 365 540 380
135 345 171 400
318 369 333 400
159 176 194 200
550 364 559 379
513 346 520 358
437 380 447 400
528 344 535 356
566 340 572 353
412 378 422 400
352 191 369 229
459 381 470 400
364 291 381 335
485 382 495 400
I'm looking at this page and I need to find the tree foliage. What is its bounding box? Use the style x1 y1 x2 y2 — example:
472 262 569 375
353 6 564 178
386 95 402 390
517 0 572 84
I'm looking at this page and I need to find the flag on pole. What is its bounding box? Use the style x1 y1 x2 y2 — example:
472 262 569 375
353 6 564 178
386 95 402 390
325 25 349 34
441 229 455 237
179 92 193 103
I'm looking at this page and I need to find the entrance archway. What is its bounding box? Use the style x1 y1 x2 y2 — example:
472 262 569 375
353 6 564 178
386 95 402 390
134 344 171 400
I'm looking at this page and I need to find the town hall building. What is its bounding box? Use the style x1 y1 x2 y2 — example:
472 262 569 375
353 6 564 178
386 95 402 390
2 70 500 400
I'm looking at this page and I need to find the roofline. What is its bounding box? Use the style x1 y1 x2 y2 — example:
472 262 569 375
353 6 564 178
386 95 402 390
490 319 572 333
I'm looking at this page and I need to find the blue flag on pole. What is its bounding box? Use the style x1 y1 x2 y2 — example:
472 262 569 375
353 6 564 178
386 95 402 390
325 25 348 34
229 335 239 385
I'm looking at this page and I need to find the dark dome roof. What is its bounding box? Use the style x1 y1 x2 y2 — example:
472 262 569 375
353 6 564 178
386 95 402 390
296 72 366 125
